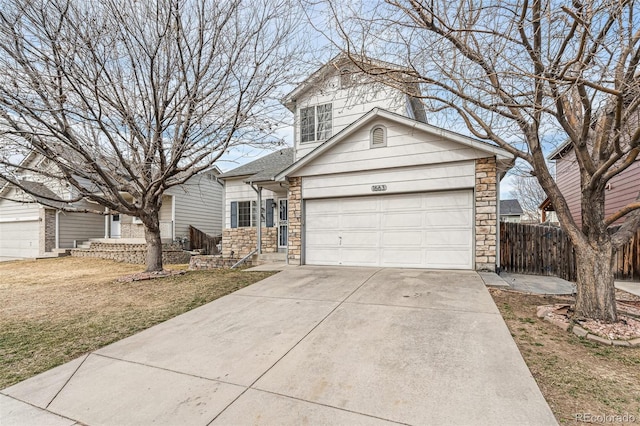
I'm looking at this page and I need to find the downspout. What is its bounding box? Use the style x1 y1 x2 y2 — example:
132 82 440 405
496 170 502 274
104 207 109 238
171 195 176 241
249 183 262 254
55 210 60 249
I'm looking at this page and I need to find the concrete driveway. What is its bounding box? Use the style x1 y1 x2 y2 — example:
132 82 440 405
1 267 557 425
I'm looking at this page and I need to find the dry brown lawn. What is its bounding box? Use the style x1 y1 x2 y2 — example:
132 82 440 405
490 288 640 425
0 257 274 389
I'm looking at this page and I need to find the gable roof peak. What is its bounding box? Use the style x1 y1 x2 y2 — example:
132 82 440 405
282 53 417 111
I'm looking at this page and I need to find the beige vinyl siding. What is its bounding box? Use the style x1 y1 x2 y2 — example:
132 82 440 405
58 210 105 248
170 173 224 238
294 118 492 177
294 76 407 160
301 161 475 199
223 178 278 229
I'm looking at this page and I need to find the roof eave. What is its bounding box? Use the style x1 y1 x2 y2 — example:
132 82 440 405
276 108 515 180
548 139 572 160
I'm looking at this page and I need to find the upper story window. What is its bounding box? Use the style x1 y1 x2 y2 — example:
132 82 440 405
300 103 332 143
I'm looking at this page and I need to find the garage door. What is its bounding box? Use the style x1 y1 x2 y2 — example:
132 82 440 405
305 190 473 269
0 220 40 258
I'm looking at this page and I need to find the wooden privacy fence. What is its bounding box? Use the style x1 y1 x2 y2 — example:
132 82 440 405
189 226 221 255
500 222 640 281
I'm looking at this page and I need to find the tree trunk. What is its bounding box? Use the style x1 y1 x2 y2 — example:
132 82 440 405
143 211 163 272
573 241 617 323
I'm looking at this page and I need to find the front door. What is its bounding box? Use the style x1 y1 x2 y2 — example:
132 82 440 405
278 199 288 248
110 214 121 238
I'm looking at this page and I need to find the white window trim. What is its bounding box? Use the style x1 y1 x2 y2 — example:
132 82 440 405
300 103 332 144
236 200 258 228
132 216 143 224
370 125 387 148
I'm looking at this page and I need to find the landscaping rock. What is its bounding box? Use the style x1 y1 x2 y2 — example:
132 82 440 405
612 340 631 347
572 325 588 338
586 333 613 346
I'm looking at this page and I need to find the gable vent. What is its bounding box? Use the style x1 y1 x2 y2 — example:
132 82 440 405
370 126 386 148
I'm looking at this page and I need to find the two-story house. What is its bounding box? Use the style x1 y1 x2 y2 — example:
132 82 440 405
220 54 514 271
0 151 224 259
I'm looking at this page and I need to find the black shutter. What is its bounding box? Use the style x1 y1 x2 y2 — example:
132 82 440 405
230 201 238 228
265 198 274 227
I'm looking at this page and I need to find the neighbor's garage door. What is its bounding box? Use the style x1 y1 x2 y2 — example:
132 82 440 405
0 220 39 258
305 190 473 269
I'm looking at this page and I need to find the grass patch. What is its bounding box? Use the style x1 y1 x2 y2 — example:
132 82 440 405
490 289 640 424
0 257 275 389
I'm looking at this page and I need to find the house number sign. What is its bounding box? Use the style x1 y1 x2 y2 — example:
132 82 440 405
371 184 387 192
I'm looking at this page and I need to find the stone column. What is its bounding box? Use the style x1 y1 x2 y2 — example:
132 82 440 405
287 177 302 265
475 157 497 271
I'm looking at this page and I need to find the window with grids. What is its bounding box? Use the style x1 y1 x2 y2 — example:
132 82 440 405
238 201 252 227
300 103 332 143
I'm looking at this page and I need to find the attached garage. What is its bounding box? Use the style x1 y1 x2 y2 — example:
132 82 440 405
277 109 514 272
305 190 473 269
0 219 40 259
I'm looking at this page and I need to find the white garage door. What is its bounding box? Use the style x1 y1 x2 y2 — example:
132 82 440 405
0 220 40 258
305 190 473 269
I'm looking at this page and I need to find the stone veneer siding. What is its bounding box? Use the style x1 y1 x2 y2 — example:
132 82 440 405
222 227 278 258
475 157 498 271
287 177 302 265
40 208 56 254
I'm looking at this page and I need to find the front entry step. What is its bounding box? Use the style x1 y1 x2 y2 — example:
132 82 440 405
252 252 286 265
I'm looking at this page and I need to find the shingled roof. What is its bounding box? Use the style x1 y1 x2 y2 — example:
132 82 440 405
18 180 68 209
219 148 294 182
500 199 524 216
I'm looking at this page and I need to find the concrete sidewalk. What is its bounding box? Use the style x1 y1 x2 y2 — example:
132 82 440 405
479 270 640 297
1 267 557 425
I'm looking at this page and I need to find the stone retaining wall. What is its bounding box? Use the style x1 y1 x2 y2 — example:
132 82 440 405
189 255 249 270
70 242 190 265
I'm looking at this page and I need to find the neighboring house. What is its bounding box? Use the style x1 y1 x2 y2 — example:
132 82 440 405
220 54 514 271
0 153 223 259
500 199 524 223
547 141 640 228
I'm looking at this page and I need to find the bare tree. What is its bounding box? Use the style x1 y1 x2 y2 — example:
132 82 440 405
323 0 640 322
509 174 546 222
0 0 300 271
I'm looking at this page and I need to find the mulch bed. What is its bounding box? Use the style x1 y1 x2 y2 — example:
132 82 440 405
536 291 640 344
